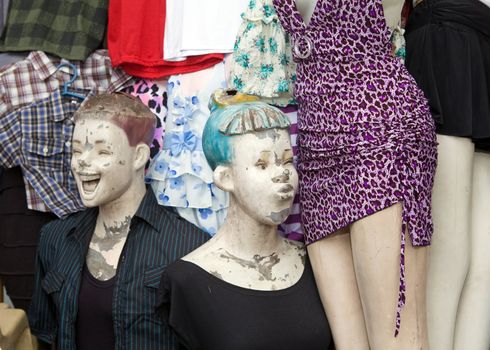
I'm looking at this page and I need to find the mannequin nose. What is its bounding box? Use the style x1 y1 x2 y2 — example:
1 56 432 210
272 168 291 183
76 153 91 169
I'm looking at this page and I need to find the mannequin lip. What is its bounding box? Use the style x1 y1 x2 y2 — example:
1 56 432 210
275 184 295 200
77 172 101 198
78 172 100 181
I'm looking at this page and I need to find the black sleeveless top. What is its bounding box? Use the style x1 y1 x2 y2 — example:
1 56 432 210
158 257 332 350
76 265 116 350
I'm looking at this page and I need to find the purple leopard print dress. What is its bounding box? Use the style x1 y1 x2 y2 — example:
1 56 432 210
273 0 437 335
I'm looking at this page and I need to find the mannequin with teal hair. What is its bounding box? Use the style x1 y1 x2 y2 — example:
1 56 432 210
158 92 332 349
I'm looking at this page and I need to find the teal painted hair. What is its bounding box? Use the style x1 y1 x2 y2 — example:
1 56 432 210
202 101 290 170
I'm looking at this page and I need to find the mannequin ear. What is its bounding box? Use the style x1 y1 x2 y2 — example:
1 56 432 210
213 165 234 193
133 143 150 171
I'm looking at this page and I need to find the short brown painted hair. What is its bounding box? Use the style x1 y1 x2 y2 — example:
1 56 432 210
73 93 156 146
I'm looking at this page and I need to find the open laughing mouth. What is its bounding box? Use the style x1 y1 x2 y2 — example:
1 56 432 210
78 173 101 194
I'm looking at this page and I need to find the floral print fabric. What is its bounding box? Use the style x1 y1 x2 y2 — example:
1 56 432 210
146 62 229 235
228 0 296 106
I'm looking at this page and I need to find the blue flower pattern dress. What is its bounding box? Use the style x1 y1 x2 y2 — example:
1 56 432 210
146 62 229 235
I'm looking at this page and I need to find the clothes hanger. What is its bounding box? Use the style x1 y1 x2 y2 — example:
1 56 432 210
56 62 87 100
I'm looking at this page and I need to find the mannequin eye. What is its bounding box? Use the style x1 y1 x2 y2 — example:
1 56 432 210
255 160 268 169
284 157 293 165
98 150 112 155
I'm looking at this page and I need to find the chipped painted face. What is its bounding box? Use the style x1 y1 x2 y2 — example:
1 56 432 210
71 119 136 207
230 129 298 225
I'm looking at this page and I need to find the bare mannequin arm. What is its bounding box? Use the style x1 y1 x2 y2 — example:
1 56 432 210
382 0 405 30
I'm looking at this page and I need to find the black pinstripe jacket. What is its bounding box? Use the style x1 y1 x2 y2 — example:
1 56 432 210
28 189 209 349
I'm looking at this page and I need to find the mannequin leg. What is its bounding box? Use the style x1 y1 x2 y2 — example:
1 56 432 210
453 151 490 350
307 230 370 350
350 203 429 350
427 135 474 350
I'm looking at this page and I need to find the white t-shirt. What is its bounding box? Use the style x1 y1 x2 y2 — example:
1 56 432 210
164 0 249 61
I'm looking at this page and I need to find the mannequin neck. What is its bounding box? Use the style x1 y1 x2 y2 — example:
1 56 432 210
213 197 282 259
295 0 317 25
96 175 146 237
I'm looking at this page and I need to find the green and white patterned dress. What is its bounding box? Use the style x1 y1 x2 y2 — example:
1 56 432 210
228 0 296 106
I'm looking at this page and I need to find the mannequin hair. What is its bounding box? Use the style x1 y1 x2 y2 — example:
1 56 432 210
73 93 156 146
203 99 291 170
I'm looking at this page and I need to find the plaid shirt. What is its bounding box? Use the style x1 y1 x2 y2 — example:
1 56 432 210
28 189 209 349
0 50 134 214
0 0 108 60
0 90 92 218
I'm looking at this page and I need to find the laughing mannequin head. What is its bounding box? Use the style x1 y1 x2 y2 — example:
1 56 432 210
71 93 156 208
203 97 298 226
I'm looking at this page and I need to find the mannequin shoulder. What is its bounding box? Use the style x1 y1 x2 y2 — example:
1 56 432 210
181 237 223 266
39 209 95 247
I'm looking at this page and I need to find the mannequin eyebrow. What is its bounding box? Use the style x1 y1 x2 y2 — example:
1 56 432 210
259 150 271 159
94 140 107 144
283 149 293 159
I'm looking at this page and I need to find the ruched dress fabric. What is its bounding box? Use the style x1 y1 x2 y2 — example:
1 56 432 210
273 0 437 335
405 0 490 149
228 0 297 106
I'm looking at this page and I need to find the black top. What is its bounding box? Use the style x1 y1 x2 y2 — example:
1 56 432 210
76 265 116 350
405 0 490 148
158 257 332 350
28 188 210 350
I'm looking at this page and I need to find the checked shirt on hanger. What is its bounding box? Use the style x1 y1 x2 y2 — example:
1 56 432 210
0 50 134 215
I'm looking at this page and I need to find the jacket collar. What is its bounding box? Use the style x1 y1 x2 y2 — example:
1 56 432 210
65 188 163 240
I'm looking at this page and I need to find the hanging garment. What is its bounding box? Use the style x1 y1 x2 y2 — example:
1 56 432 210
274 0 437 335
145 62 229 236
108 0 224 79
405 0 490 149
123 79 169 162
0 167 56 312
277 105 303 241
0 0 108 60
0 0 9 35
0 89 91 218
0 50 134 213
228 0 297 106
163 0 249 61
